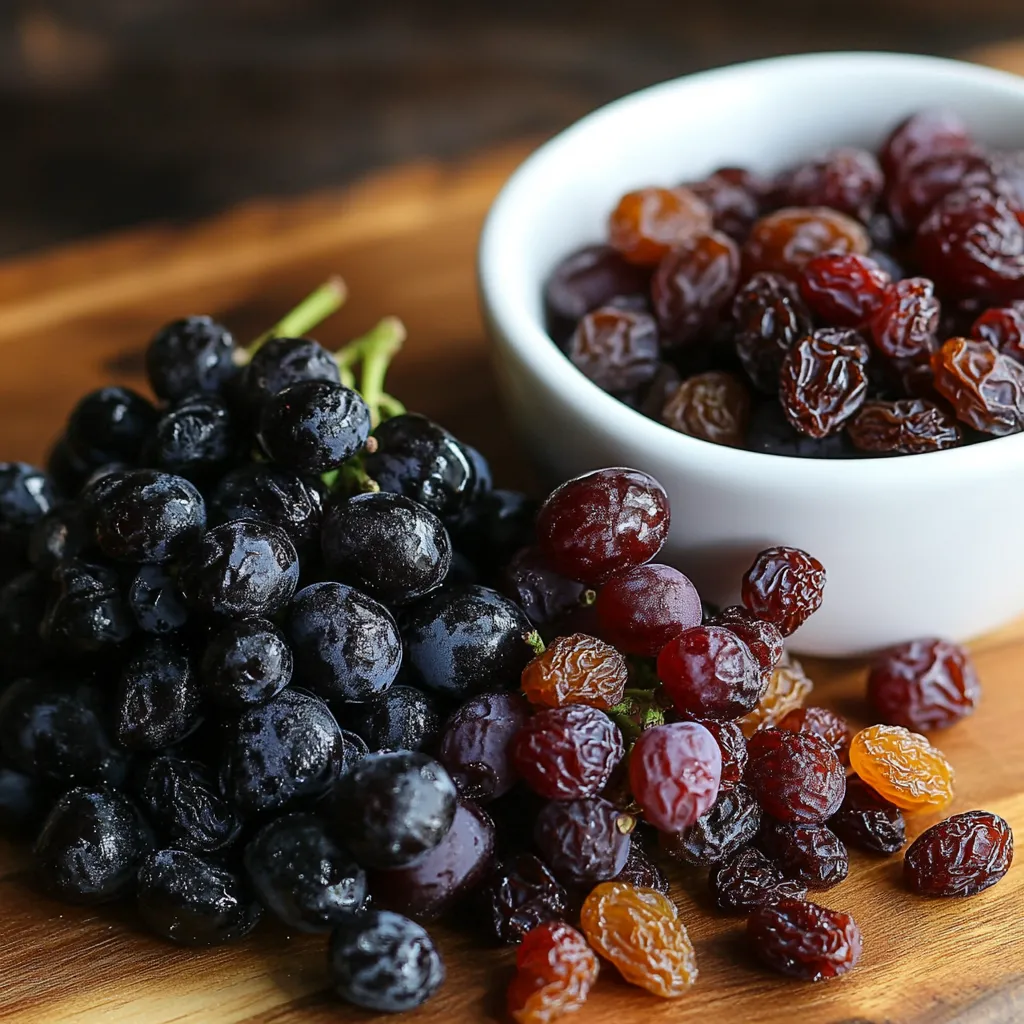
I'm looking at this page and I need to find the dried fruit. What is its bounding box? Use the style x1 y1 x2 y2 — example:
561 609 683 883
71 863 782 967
705 605 784 679
829 776 906 855
534 797 632 885
747 898 862 981
507 922 599 1024
777 706 852 765
972 304 1024 364
869 278 940 360
685 168 763 239
867 638 980 731
660 371 751 446
612 843 670 894
880 110 973 180
743 207 870 280
566 307 661 393
776 148 884 222
544 245 652 330
799 252 891 326
661 783 761 866
479 854 570 946
521 633 628 710
847 399 962 454
580 882 697 998
741 546 826 636
931 337 1024 436
848 725 954 812
702 720 748 791
609 187 713 266
745 728 846 824
887 150 996 232
779 333 868 438
738 655 814 737
708 846 807 913
903 810 1013 897
756 819 849 889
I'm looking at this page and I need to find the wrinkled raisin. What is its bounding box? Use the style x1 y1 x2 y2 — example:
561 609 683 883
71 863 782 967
775 148 883 222
479 854 570 945
566 307 661 394
657 625 765 721
799 252 891 326
511 706 624 801
545 245 652 332
779 333 868 438
706 605 784 679
661 371 751 447
747 898 862 981
580 882 698 998
880 110 973 180
887 150 996 232
868 638 980 732
847 399 962 454
651 231 740 343
612 842 670 895
507 921 599 1024
848 725 955 812
738 655 814 737
743 207 870 280
870 278 940 360
533 797 632 885
521 633 628 710
746 728 846 824
661 783 761 866
903 810 1013 897
972 304 1024 364
609 187 713 266
829 776 906 855
685 168 763 240
931 337 1024 435
709 846 807 914
757 819 849 889
702 720 748 791
777 706 852 765
741 546 826 636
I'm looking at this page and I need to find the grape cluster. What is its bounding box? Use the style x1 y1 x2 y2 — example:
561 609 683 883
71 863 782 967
0 281 1012 1019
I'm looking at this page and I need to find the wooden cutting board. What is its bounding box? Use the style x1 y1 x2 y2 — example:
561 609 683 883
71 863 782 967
4 49 1024 1024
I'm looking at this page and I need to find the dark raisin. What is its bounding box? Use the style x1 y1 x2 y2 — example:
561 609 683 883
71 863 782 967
903 810 1013 897
829 776 906 856
708 845 807 914
757 818 849 889
661 782 761 866
747 898 862 981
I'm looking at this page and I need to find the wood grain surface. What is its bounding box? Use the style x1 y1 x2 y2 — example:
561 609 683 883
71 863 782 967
4 48 1024 1024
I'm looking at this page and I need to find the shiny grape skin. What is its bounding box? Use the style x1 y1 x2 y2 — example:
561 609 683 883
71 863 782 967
321 491 452 607
200 618 293 709
500 546 586 630
244 812 368 932
287 582 402 703
128 564 189 635
149 393 238 482
536 468 670 586
438 691 531 803
220 688 345 816
137 848 263 946
34 787 150 905
40 559 134 653
533 796 632 885
241 335 342 415
145 316 238 402
401 584 533 699
65 386 158 468
330 751 458 869
346 685 442 753
368 801 495 920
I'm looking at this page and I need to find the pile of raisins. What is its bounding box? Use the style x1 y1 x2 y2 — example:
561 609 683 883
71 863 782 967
545 110 1024 456
0 282 1014 1022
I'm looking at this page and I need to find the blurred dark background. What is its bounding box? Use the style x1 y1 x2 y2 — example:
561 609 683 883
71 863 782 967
3 0 1024 257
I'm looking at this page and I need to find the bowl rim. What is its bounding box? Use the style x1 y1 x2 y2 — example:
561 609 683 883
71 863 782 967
479 50 1024 488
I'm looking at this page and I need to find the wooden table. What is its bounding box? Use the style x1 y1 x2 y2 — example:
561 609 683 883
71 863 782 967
3 47 1024 1024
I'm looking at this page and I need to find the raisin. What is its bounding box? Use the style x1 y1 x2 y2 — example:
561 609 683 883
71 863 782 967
848 725 955 812
661 371 751 447
738 655 814 737
741 546 826 636
629 722 722 832
566 307 661 393
931 337 1024 435
595 564 701 657
580 882 698 998
880 110 973 180
972 304 1024 363
706 605 784 679
501 546 586 630
887 150 996 232
657 625 765 721
507 922 599 1024
779 333 868 438
757 819 849 889
732 272 813 393
609 187 713 266
612 842 670 894
651 231 740 343
829 776 906 855
869 277 940 361
868 638 980 732
709 846 807 914
521 633 628 710
511 706 624 801
544 244 652 331
775 148 883 222
847 399 962 454
903 810 1013 897
536 468 670 586
661 782 761 866
777 706 852 765
479 854 570 945
685 168 763 240
799 252 891 327
746 729 846 824
743 207 870 280
917 187 1024 303
747 898 862 981
534 797 632 885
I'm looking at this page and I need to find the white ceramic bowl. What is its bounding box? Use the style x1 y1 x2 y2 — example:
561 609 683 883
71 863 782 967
479 52 1024 657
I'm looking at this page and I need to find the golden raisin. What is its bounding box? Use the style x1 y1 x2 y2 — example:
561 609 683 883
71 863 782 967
737 655 814 738
661 371 751 447
743 207 870 279
507 921 599 1024
580 882 697 998
608 187 713 266
521 633 628 710
848 724 954 813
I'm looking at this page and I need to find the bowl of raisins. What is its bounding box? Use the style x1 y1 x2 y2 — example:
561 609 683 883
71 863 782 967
480 51 1024 656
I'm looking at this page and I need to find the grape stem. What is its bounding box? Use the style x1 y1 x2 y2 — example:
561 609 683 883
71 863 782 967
524 630 546 656
336 316 407 428
239 277 348 363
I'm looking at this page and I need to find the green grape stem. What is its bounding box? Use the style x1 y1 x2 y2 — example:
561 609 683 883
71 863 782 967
240 276 348 362
336 316 407 428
